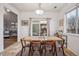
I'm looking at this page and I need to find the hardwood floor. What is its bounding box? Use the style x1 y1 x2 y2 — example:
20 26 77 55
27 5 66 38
1 41 76 56
17 47 76 56
4 36 17 49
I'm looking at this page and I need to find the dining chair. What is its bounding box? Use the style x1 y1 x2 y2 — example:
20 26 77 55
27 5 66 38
55 33 65 56
20 38 31 56
56 37 65 55
30 40 42 56
44 40 57 56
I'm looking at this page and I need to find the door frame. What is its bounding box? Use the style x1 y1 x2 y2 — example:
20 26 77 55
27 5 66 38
30 19 48 36
3 8 18 49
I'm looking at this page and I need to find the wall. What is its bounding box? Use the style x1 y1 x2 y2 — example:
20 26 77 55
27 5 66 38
0 4 4 52
1 3 78 55
18 12 60 41
0 3 19 52
59 3 79 55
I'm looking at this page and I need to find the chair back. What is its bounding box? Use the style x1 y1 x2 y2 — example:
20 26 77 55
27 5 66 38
45 40 55 45
20 38 26 47
56 35 65 47
31 40 41 45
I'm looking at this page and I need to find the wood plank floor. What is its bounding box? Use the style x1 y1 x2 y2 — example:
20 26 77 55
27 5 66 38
0 41 76 56
4 36 17 49
1 37 76 56
17 48 76 56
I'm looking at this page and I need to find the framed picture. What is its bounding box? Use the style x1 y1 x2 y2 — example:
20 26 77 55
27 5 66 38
21 20 28 26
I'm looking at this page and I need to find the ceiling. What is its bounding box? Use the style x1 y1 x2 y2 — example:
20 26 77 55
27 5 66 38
10 3 68 12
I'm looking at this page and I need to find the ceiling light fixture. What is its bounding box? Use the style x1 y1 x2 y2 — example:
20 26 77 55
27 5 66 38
4 7 10 12
6 8 10 12
35 3 44 15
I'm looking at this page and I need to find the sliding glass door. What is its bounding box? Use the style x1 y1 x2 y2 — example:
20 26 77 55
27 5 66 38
32 24 40 36
31 20 47 36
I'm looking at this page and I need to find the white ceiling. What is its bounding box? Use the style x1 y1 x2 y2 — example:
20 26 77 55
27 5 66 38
10 3 68 12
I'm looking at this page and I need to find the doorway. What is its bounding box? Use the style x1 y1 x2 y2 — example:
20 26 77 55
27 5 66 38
4 8 18 49
31 20 48 36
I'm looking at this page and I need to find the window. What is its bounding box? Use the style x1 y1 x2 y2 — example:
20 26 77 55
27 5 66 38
66 7 79 34
32 24 39 36
31 20 47 36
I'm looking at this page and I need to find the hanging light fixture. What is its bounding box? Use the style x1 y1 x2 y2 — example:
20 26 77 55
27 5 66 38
35 3 44 15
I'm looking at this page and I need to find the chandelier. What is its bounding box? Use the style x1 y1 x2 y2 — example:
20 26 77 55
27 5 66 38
35 3 44 15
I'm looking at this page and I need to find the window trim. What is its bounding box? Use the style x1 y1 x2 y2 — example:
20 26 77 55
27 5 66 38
65 6 79 34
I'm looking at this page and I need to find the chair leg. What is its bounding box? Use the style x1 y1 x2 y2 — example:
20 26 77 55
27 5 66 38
54 44 57 56
62 47 65 56
55 47 57 56
30 46 33 56
44 45 46 56
24 48 26 51
41 45 43 55
20 48 23 56
51 45 54 56
28 44 31 56
31 49 33 56
39 45 42 56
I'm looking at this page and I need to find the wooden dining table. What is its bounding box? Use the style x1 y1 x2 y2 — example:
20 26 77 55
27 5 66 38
23 36 62 42
22 36 63 56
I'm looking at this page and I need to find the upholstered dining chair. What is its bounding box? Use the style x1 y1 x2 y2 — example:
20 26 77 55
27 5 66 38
30 40 42 56
55 32 65 55
20 38 31 56
44 40 57 56
56 37 65 55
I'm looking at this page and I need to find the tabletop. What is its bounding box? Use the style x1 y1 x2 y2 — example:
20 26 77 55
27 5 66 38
23 36 62 42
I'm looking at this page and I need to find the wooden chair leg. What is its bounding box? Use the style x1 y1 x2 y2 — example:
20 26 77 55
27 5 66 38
41 45 43 55
62 47 65 56
23 48 26 53
31 50 34 56
28 44 31 56
55 48 57 56
30 46 34 56
54 44 57 56
44 45 46 56
20 48 23 56
39 45 42 56
51 46 54 56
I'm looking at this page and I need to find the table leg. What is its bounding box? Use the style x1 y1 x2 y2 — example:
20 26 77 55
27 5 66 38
54 43 57 56
28 43 31 56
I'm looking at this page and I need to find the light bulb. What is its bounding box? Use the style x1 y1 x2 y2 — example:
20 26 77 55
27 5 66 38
6 8 10 12
35 9 44 15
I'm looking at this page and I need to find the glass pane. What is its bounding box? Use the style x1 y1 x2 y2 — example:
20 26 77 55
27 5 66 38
40 24 47 36
66 9 76 33
32 24 39 36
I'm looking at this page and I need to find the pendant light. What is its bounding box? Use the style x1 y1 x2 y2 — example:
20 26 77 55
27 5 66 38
35 3 44 15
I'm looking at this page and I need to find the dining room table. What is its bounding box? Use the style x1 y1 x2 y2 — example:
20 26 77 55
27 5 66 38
23 36 63 42
22 36 63 56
